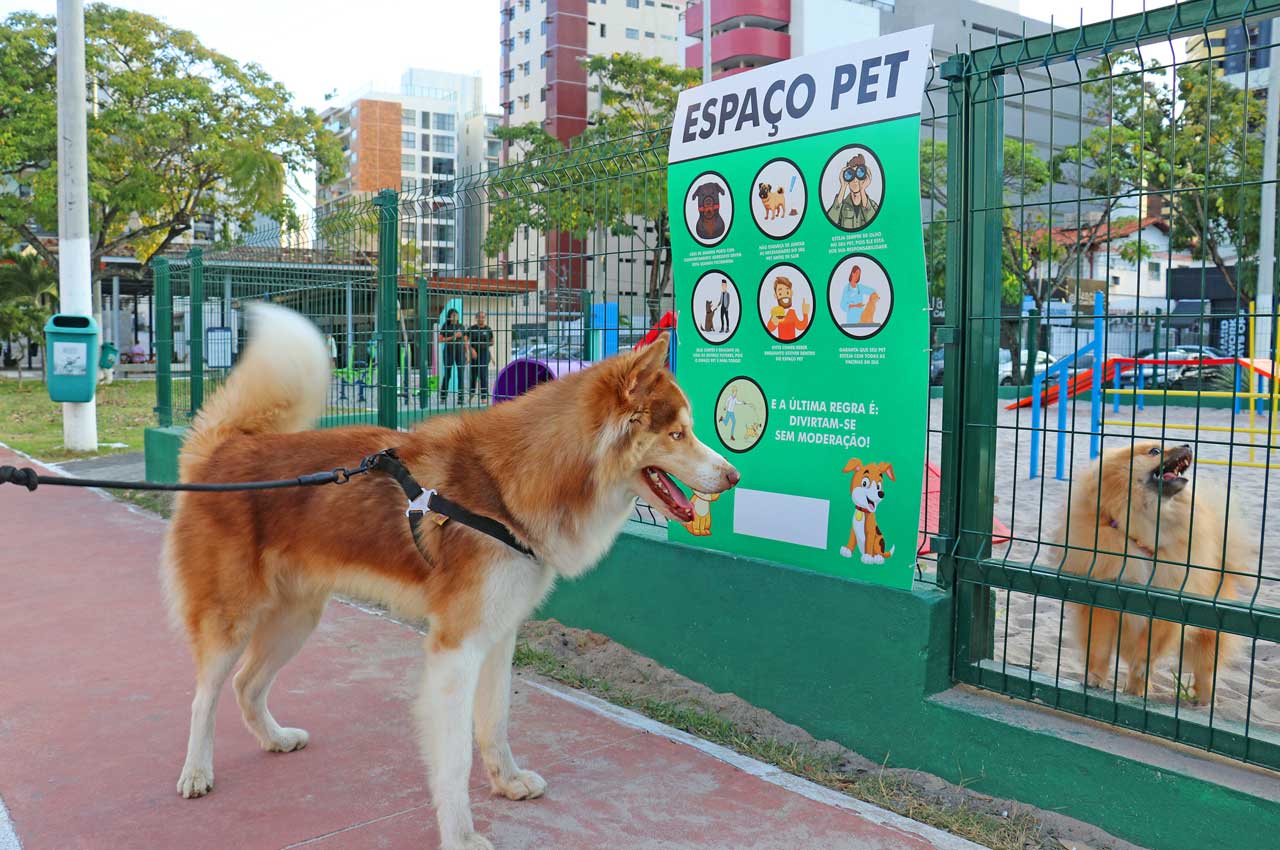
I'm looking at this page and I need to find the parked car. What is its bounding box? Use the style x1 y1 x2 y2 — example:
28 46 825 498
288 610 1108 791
929 348 945 385
1119 346 1226 387
999 350 1056 385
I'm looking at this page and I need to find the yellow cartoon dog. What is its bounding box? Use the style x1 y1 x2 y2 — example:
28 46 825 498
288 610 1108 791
839 458 895 564
683 491 721 536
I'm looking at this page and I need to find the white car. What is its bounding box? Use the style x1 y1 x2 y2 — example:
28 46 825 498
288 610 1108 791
999 351 1058 385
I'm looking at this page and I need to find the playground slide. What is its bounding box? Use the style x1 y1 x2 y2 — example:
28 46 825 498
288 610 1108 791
1004 360 1130 410
917 461 1011 556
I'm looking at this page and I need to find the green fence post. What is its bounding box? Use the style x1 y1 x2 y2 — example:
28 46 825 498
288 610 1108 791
416 275 430 411
952 63 1004 668
154 258 173 427
374 189 400 430
188 247 204 416
936 53 969 588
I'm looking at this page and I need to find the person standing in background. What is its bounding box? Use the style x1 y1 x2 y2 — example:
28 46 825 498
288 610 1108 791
438 308 465 406
467 311 493 404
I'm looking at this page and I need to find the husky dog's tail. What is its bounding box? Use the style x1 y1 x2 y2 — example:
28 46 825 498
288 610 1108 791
180 303 330 474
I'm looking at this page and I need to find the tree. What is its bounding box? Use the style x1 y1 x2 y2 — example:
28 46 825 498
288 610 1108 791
484 54 701 323
0 251 57 385
0 5 342 279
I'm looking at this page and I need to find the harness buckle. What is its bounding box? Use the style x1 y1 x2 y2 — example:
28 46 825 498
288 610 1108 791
408 489 436 518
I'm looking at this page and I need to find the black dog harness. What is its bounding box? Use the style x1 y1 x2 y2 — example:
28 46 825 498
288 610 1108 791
365 449 537 561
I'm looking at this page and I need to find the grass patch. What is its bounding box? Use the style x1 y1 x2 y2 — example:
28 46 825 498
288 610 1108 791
514 641 1048 850
0 378 155 460
114 489 174 518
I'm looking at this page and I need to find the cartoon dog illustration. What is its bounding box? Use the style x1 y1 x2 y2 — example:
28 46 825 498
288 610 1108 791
757 182 786 220
839 458 896 564
860 290 880 325
683 491 722 536
691 182 727 241
744 422 762 442
704 300 716 333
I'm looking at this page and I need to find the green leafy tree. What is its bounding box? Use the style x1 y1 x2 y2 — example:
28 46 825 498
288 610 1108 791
0 5 342 279
485 54 700 323
0 252 57 386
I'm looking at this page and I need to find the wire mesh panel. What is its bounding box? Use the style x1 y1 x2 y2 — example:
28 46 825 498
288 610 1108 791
940 0 1280 769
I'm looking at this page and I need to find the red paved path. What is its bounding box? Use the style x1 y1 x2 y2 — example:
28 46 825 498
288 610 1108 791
0 447 977 850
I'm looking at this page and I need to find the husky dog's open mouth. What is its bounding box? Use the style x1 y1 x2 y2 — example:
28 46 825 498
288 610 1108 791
642 466 695 523
1150 445 1192 496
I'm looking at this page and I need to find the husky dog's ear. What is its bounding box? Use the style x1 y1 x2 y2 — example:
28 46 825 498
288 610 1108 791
613 336 670 421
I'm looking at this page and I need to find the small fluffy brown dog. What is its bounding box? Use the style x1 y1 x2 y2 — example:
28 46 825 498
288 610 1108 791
1059 442 1251 705
164 305 739 850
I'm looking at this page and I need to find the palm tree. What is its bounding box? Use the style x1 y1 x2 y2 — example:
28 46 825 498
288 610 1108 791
0 250 58 383
0 250 59 306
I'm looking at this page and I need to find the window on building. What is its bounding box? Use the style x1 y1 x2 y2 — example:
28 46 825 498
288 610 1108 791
626 0 638 7
433 158 455 176
433 113 456 132
435 135 456 154
421 134 432 151
1147 261 1161 281
1111 274 1121 288
520 61 530 76
401 154 415 171
519 93 530 108
401 131 415 148
421 112 432 129
539 87 546 102
540 20 547 34
521 28 530 43
421 156 432 172
435 224 456 242
402 108 415 125
600 23 606 36
521 0 530 10
644 30 654 38
540 53 547 68
645 0 654 4
401 221 415 240
625 27 639 39
487 140 502 157
433 247 454 266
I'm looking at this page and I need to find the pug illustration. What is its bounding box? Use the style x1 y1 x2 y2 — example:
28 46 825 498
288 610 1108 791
758 182 786 220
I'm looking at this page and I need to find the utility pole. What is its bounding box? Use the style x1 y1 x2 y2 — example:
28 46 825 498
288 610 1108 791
57 0 98 451
702 0 712 85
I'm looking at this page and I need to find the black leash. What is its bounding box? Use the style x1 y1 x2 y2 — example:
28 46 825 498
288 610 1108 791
0 461 371 493
0 449 537 561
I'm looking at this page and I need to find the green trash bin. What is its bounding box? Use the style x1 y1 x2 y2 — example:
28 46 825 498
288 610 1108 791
44 313 100 403
99 341 119 370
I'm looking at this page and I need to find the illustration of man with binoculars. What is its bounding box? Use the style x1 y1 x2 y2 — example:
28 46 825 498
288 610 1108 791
825 152 879 231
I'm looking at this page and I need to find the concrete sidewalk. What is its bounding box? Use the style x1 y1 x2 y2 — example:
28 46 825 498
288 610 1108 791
0 447 981 850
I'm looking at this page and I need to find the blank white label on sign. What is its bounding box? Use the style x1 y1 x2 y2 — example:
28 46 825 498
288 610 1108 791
733 488 830 549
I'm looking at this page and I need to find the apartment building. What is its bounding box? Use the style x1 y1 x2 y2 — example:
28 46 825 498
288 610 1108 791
500 0 686 144
316 68 499 272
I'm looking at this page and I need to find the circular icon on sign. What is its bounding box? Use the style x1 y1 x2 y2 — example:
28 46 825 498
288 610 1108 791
751 157 806 240
827 253 894 340
714 376 767 453
684 171 733 248
819 144 884 233
691 269 741 345
757 263 814 344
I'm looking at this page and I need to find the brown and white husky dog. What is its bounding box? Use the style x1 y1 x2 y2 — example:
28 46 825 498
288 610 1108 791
164 304 738 850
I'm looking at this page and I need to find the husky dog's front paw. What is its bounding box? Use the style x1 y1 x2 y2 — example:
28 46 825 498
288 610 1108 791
492 768 547 801
443 833 496 850
262 726 309 753
177 764 214 798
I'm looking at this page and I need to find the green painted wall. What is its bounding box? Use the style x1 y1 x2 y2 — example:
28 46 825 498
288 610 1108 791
143 426 185 483
540 529 1280 850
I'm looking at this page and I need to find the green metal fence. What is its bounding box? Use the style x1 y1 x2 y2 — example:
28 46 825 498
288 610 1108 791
149 0 1280 771
937 0 1280 770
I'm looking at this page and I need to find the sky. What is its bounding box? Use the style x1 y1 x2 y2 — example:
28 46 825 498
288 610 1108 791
0 0 1184 211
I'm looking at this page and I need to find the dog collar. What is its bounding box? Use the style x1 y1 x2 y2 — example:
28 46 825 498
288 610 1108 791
367 449 537 561
1108 518 1154 559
